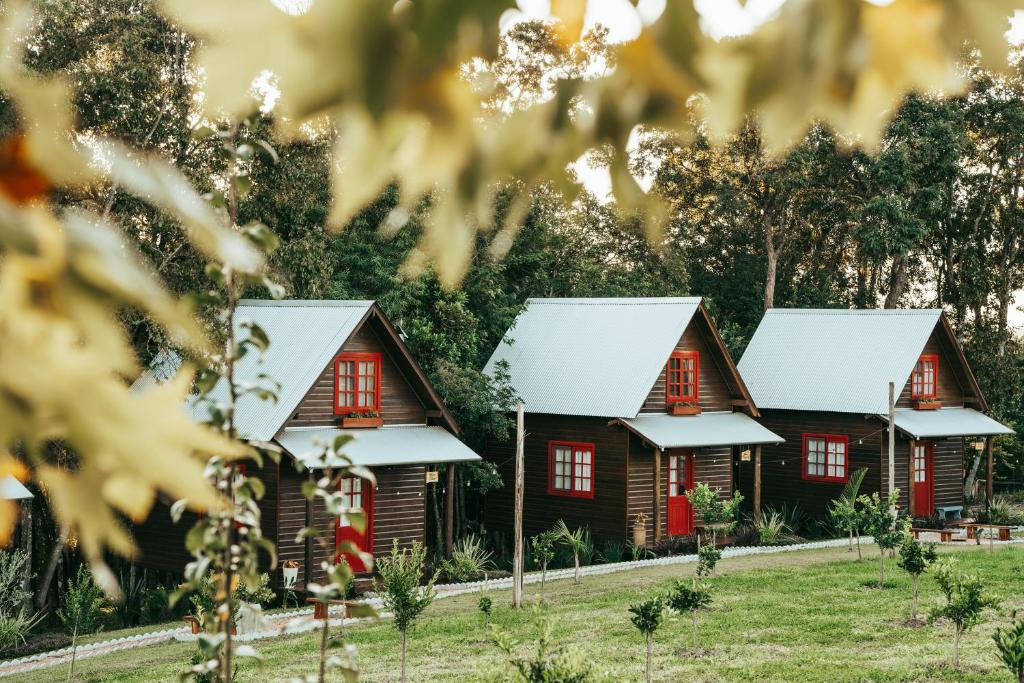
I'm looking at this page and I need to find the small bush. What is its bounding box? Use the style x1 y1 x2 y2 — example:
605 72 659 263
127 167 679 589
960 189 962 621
140 585 171 624
0 611 43 654
236 572 276 608
489 607 596 682
599 540 624 564
0 549 31 619
696 543 722 577
113 570 144 627
757 510 790 545
993 610 1024 683
929 558 999 668
652 535 696 557
441 535 494 583
977 496 1024 526
59 565 106 635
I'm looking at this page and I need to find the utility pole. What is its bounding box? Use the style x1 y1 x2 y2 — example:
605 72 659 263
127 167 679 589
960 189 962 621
888 382 896 515
512 401 525 608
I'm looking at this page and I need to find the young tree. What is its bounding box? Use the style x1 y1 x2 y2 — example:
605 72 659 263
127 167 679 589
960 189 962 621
375 541 438 683
478 593 493 633
994 610 1024 683
696 544 723 579
530 530 558 599
489 606 594 682
629 596 664 683
896 533 938 622
858 490 903 587
685 483 743 548
554 520 588 586
666 580 712 654
828 468 868 559
929 559 1000 668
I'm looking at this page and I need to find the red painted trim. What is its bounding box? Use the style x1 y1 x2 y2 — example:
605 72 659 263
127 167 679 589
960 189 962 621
800 433 849 483
911 354 938 399
911 441 935 516
333 352 382 415
547 440 596 499
335 475 374 572
666 350 699 405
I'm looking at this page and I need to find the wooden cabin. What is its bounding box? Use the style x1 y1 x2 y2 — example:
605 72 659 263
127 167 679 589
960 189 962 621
481 298 782 547
736 309 1013 521
132 300 479 590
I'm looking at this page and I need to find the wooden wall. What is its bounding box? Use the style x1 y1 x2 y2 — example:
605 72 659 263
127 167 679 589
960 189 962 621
883 435 964 513
286 321 427 429
277 464 427 589
627 434 733 545
640 319 733 414
896 325 967 408
483 414 630 543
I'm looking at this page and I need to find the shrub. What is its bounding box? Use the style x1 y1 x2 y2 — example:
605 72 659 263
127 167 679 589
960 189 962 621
140 586 170 625
530 530 558 598
858 490 903 587
236 572 276 608
696 543 722 578
652 535 696 557
113 570 144 628
978 496 1024 526
757 510 790 546
375 540 438 683
59 565 106 636
0 611 43 654
489 607 595 682
478 593 493 632
441 535 494 583
666 580 711 653
897 533 938 621
994 610 1024 683
828 469 867 558
628 542 654 562
599 540 624 564
685 484 743 546
629 596 664 683
0 549 31 618
929 559 999 668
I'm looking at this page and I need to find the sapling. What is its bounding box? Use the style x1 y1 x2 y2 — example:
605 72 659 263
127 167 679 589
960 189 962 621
928 559 999 668
666 580 711 654
994 610 1024 683
857 490 903 587
828 468 867 559
530 530 558 598
478 593 493 633
375 540 438 683
554 520 587 586
896 533 938 622
629 596 664 683
696 543 722 579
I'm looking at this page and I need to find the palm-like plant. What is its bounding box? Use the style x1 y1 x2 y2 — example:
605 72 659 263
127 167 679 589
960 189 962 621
554 520 587 586
829 468 867 559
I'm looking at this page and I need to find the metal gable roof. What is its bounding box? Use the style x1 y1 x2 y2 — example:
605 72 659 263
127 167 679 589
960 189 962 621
737 308 943 414
879 408 1014 440
482 297 702 418
616 412 784 450
277 425 481 468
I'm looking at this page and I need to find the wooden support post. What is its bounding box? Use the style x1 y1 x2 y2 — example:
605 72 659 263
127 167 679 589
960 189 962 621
887 382 896 514
653 448 662 543
445 463 455 559
753 445 762 527
986 436 994 505
304 472 314 590
512 402 525 609
908 440 916 516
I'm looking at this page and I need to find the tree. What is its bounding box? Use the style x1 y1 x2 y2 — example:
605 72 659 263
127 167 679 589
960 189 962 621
994 610 1024 683
858 490 904 587
478 593 493 633
554 520 588 586
530 530 559 599
696 544 723 579
828 468 868 559
375 541 438 683
666 580 711 654
896 533 938 622
629 596 664 683
685 483 743 548
929 559 999 668
489 606 594 683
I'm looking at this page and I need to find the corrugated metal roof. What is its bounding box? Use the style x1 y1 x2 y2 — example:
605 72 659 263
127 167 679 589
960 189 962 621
738 309 942 414
1 476 33 500
277 425 481 468
482 298 702 418
880 408 1014 439
616 412 784 450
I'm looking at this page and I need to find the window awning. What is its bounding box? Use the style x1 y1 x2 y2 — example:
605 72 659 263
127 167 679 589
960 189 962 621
276 425 481 469
877 407 1014 440
613 412 784 451
1 475 33 501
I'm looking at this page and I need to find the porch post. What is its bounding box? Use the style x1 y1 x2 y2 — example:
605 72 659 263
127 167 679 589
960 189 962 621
753 445 762 526
444 463 455 559
653 448 662 543
908 440 916 516
986 436 994 505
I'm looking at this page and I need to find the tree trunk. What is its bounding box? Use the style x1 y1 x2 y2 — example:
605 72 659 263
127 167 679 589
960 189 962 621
848 529 853 553
645 633 653 683
573 554 580 585
429 481 444 555
318 613 329 683
691 610 699 653
66 620 78 683
965 452 983 501
855 530 862 560
879 551 885 587
912 575 919 621
952 624 961 668
540 563 547 598
764 236 778 311
401 629 408 683
884 255 908 309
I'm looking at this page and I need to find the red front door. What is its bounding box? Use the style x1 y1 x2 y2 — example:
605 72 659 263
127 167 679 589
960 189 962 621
912 442 934 516
667 452 695 536
336 476 374 572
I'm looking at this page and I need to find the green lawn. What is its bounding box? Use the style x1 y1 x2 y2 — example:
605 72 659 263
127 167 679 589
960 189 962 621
19 544 1024 682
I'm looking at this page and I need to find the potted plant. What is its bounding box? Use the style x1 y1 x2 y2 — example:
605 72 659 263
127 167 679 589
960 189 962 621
340 410 384 428
669 401 701 416
632 512 648 547
914 397 941 410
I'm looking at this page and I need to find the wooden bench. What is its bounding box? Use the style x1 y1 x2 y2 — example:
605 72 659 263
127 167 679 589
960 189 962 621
306 597 349 620
910 528 954 542
958 522 1013 542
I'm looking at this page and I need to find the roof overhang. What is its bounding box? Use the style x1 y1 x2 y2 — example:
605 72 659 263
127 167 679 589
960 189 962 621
276 425 481 469
877 407 1014 440
611 412 784 451
1 475 33 500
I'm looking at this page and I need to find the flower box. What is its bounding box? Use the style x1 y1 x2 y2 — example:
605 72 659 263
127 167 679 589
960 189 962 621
340 416 384 428
914 400 941 411
669 403 702 416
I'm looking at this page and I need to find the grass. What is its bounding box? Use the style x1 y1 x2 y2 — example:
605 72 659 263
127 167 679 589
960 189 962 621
15 544 1024 682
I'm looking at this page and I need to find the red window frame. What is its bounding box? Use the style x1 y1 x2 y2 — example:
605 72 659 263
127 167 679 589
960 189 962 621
333 352 381 414
547 441 595 499
666 351 699 405
910 354 938 399
801 433 849 483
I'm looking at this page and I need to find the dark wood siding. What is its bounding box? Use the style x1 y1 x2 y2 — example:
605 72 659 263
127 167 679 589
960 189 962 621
626 437 733 545
483 414 629 543
737 410 882 518
896 326 966 408
641 321 732 414
286 324 427 428
278 464 427 589
883 435 964 513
